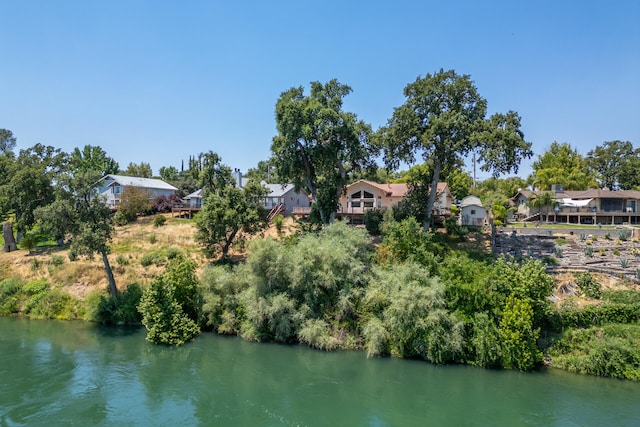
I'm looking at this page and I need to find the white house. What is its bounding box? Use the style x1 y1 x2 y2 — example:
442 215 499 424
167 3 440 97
95 174 178 208
459 195 486 227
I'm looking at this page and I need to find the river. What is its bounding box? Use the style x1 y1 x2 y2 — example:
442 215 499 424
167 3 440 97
1 317 639 426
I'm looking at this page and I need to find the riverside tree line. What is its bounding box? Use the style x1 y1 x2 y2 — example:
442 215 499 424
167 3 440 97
1 69 639 379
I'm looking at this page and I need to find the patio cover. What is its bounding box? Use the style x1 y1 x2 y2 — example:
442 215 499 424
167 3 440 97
558 198 593 208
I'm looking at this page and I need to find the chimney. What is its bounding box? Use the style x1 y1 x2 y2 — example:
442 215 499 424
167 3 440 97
235 168 243 188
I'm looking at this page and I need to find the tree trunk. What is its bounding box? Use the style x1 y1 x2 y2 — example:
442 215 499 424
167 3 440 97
3 222 17 252
221 228 239 262
102 251 118 297
425 160 442 231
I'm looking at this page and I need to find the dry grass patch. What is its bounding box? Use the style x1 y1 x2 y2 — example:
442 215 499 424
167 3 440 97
550 271 640 308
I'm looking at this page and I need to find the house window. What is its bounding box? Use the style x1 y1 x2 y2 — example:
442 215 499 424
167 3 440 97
112 185 121 194
471 209 476 215
351 189 375 210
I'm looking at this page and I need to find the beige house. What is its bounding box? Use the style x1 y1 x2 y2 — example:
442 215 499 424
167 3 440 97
336 180 454 222
512 186 640 225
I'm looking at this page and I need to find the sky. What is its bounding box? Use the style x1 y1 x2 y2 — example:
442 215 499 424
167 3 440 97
2 0 639 181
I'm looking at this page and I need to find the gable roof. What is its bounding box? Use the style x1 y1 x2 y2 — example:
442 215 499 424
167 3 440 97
263 183 298 198
101 174 178 191
346 180 451 198
184 189 203 199
460 195 483 208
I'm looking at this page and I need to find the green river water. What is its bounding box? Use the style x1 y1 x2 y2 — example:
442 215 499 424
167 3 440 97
1 317 639 426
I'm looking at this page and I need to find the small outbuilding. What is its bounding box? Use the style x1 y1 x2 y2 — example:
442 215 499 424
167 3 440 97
459 195 486 227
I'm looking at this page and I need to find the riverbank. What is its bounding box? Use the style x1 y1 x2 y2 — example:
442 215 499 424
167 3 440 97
1 216 639 380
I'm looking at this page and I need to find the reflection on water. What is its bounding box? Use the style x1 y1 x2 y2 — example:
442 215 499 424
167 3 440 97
1 317 639 426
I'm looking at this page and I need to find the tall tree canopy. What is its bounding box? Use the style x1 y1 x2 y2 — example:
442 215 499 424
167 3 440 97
271 79 374 224
529 142 597 191
124 161 152 178
0 144 67 238
245 159 279 183
586 140 639 190
159 165 179 182
69 145 119 176
0 129 17 154
380 69 532 228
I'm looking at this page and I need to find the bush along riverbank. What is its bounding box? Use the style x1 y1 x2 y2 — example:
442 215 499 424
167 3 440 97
1 220 639 380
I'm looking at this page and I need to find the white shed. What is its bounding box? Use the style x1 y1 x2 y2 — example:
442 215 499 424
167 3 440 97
460 195 486 227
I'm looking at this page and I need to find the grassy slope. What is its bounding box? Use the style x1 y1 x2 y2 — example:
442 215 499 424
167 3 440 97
0 216 206 299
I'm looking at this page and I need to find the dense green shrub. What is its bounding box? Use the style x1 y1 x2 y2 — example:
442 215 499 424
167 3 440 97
92 283 144 325
27 289 79 320
602 290 640 304
499 295 542 371
471 312 502 368
140 251 165 267
153 215 167 227
138 257 203 345
0 278 24 315
49 255 64 267
575 272 601 299
20 233 39 253
549 324 640 381
166 247 182 260
363 263 464 364
273 214 284 235
298 319 339 350
201 222 371 346
552 302 640 329
444 217 466 239
200 265 248 334
116 254 129 266
112 211 129 226
378 217 444 273
0 278 80 319
364 209 384 236
362 317 389 357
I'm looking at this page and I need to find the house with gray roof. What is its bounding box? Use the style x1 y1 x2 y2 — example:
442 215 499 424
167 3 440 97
184 172 310 217
95 174 178 208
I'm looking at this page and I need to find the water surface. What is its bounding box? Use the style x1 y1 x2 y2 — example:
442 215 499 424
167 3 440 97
1 317 638 426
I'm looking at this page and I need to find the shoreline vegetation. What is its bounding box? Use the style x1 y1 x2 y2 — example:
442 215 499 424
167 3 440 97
1 215 639 381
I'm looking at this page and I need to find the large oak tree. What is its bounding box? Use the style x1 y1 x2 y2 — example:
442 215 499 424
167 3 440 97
380 69 532 229
586 140 639 190
271 79 374 224
35 170 118 297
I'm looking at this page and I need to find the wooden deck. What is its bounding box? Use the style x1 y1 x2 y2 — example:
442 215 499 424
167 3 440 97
171 205 201 219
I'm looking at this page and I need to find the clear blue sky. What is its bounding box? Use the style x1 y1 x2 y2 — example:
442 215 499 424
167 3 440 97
2 0 639 181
